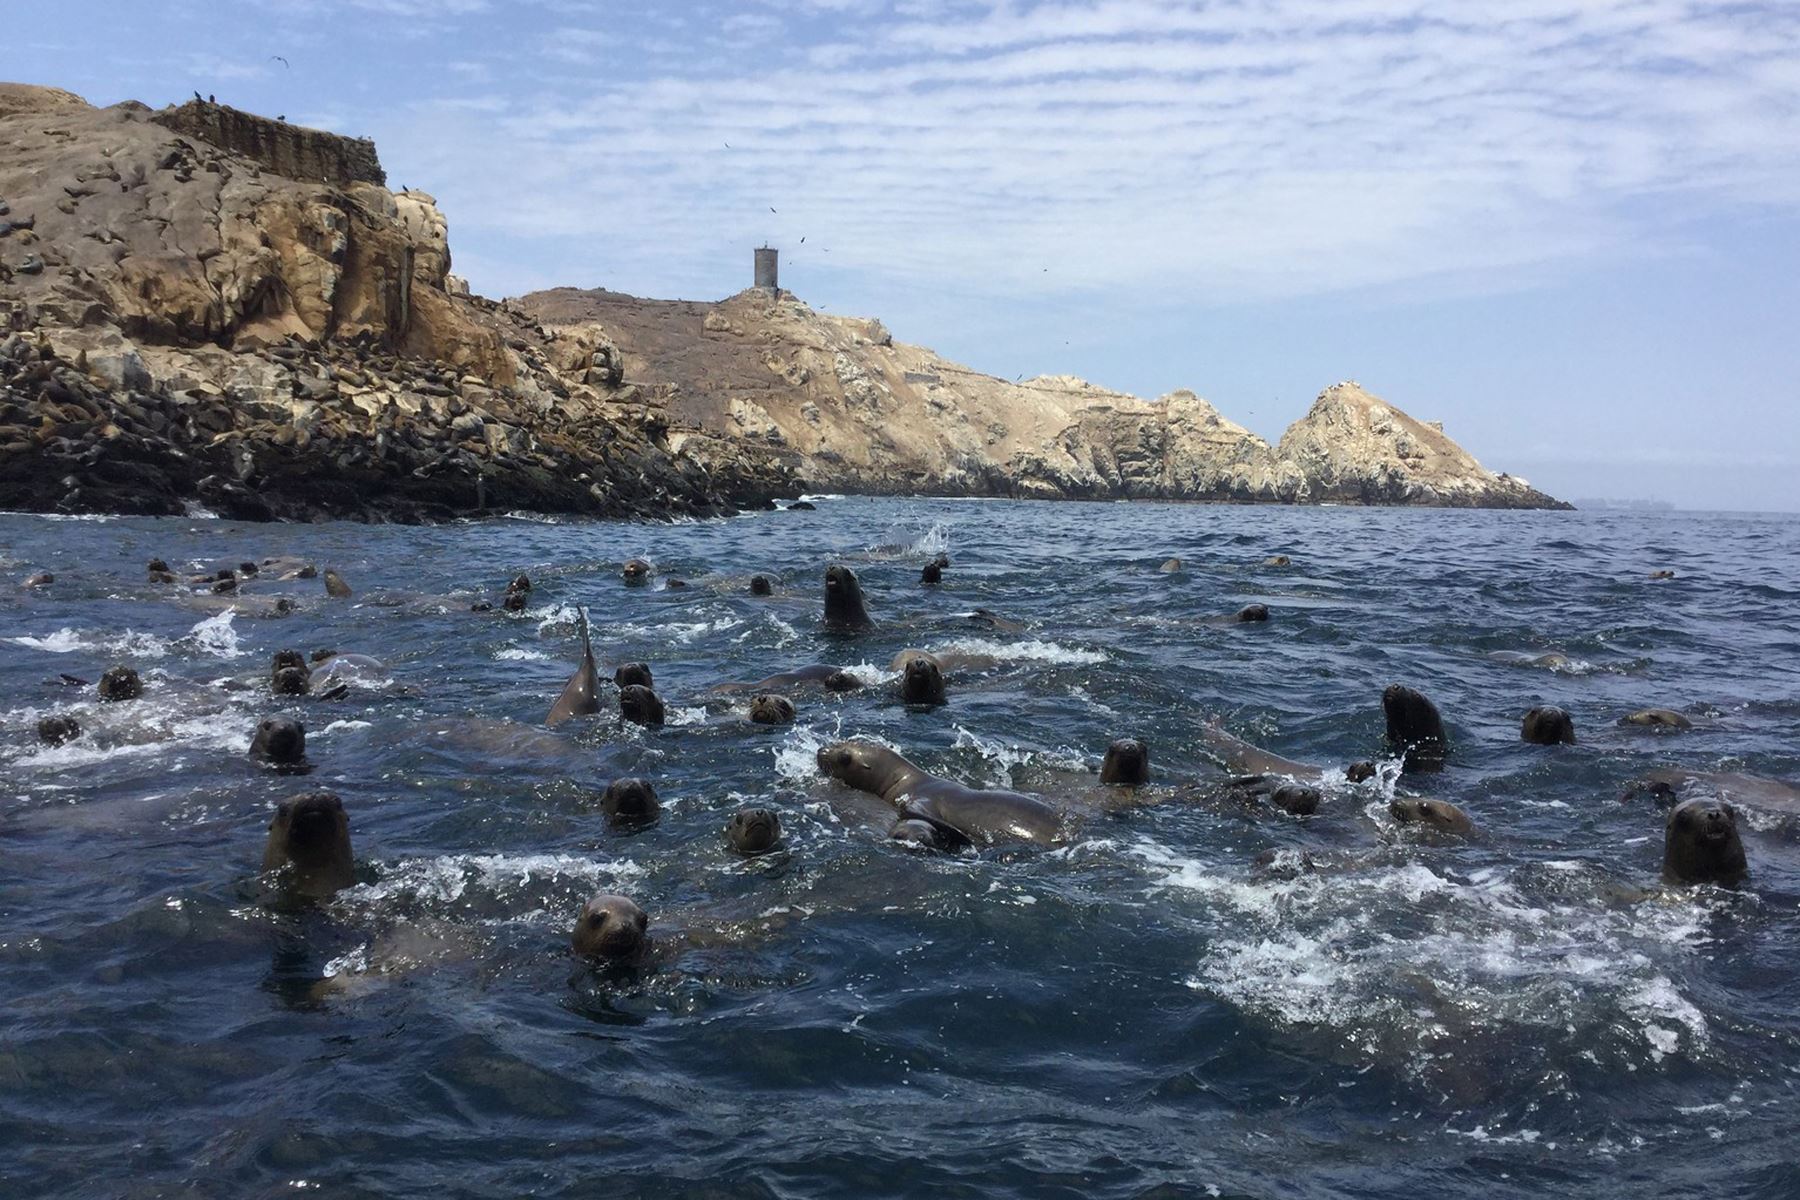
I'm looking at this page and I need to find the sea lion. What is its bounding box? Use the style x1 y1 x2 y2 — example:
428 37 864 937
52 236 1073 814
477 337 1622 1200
1236 604 1270 622
250 716 307 768
272 648 308 679
900 656 947 706
272 666 311 696
725 808 782 855
1624 768 1800 813
1223 774 1321 815
212 577 238 594
729 664 864 694
664 578 689 590
1383 684 1447 771
748 693 796 725
98 666 142 702
36 715 80 746
310 653 385 691
238 561 259 577
1263 555 1291 567
262 792 356 899
823 564 873 630
1621 708 1694 731
323 569 353 599
1521 705 1576 745
147 558 177 584
23 571 52 587
787 500 816 511
889 817 955 850
614 662 653 689
1159 558 1181 573
1345 761 1377 783
503 574 532 612
921 561 942 585
619 684 666 727
749 574 775 596
546 607 601 727
1389 795 1473 835
572 893 650 961
1662 797 1747 886
1100 737 1149 785
1198 722 1327 782
600 778 660 828
816 740 1066 846
962 608 1026 635
622 558 652 585
1649 570 1676 580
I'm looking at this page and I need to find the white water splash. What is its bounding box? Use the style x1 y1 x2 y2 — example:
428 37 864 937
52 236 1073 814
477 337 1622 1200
185 611 244 659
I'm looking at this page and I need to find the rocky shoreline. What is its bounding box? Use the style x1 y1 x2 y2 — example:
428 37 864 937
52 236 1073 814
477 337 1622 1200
0 83 1568 522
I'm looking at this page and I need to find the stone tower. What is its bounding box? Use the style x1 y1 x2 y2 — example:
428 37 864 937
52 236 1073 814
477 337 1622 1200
754 245 778 292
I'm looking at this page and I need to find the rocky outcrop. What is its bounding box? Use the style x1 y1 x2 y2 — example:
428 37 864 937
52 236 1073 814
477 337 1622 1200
0 84 790 521
150 100 385 187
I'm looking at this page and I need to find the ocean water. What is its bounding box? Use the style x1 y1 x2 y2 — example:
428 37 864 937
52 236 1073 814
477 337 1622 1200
2 498 1798 1199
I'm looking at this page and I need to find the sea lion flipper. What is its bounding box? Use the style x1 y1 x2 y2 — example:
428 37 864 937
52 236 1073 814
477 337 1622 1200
546 606 602 727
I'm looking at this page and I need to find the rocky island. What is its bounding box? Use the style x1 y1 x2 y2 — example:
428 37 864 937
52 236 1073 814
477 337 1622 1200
0 84 1568 521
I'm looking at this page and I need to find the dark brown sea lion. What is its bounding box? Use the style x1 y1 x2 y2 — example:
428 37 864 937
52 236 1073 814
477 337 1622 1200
272 666 311 697
962 608 1026 635
725 807 782 855
571 893 649 961
622 558 652 585
749 574 775 596
1236 604 1270 622
786 500 816 511
748 693 796 725
322 568 353 599
921 561 943 584
503 574 532 612
1100 737 1149 785
1624 768 1800 813
1199 722 1327 782
619 684 666 727
250 716 307 768
272 648 308 679
36 715 80 746
546 607 601 727
98 666 142 702
23 571 52 587
1649 570 1676 580
1522 705 1576 745
730 664 863 694
1389 795 1473 835
1621 708 1693 731
816 740 1065 846
1228 775 1321 815
614 662 653 689
665 578 689 590
1662 797 1746 886
900 656 947 706
601 778 660 828
262 792 356 899
823 564 873 630
1383 684 1447 772
212 577 238 595
1345 761 1377 783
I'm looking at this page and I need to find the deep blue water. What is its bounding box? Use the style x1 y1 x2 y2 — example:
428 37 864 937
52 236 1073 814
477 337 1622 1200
3 498 1799 1200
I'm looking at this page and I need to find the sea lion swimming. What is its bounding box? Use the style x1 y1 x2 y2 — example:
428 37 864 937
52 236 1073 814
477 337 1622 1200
921 561 943 584
1099 738 1149 785
619 684 666 727
1621 708 1694 731
36 715 80 746
1263 555 1291 567
546 607 601 727
262 792 356 899
503 574 532 612
1383 684 1447 772
749 574 775 596
572 893 651 961
1235 604 1270 622
1662 797 1747 886
1228 775 1321 815
614 662 653 689
323 569 353 599
725 807 782 855
622 558 652 585
249 716 307 768
601 778 660 828
1522 705 1576 745
272 666 311 697
1198 722 1331 783
1624 768 1800 813
823 564 873 631
1389 795 1473 836
899 656 947 706
23 571 52 588
98 666 142 702
748 693 796 725
816 739 1065 847
1159 557 1182 573
729 664 864 694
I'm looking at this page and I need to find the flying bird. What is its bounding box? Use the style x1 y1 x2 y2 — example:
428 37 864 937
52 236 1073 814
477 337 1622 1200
770 206 777 213
800 236 805 243
270 55 289 68
724 141 731 148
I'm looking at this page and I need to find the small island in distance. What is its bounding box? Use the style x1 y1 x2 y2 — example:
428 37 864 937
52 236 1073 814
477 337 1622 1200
0 86 1570 521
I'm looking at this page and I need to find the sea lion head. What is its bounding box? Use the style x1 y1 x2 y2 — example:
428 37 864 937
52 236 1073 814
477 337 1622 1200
1622 777 1679 806
817 740 903 794
212 577 238 595
1389 795 1473 835
272 666 311 697
271 648 308 678
1100 737 1150 785
622 558 652 585
1521 705 1577 746
889 817 956 851
749 574 774 596
1263 555 1291 567
508 573 532 595
36 715 80 746
572 893 650 961
824 669 864 693
920 561 942 584
1268 782 1321 815
250 716 307 767
1382 683 1447 769
98 666 142 703
822 565 872 628
322 569 352 599
900 656 947 706
1621 708 1694 731
618 684 666 727
147 558 170 574
600 777 660 828
1663 797 1747 886
238 561 259 577
262 792 355 898
24 571 53 587
1236 604 1270 623
748 693 796 725
725 807 782 855
614 662 653 689
1344 760 1377 783
502 589 528 613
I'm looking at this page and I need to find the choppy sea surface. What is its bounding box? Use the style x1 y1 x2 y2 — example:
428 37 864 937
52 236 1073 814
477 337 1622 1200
3 498 1799 1199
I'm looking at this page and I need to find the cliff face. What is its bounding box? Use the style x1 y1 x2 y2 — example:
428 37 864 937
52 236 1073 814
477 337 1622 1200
0 85 789 521
150 100 386 187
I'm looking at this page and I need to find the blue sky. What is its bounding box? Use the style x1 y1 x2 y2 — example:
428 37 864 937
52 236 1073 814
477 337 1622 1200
12 0 1800 510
